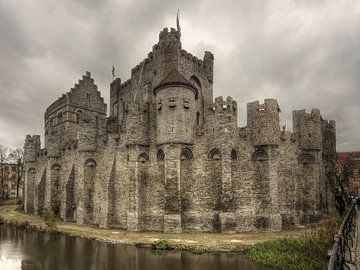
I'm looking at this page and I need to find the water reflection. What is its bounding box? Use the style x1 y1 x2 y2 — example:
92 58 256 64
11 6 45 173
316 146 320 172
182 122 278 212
0 225 271 270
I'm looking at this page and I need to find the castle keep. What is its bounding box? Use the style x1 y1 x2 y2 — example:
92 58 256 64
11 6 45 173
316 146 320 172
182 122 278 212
23 25 337 233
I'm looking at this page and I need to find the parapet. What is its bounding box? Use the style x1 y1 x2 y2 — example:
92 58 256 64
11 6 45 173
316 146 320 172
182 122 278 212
322 119 336 156
292 109 322 150
247 99 280 146
212 96 237 115
24 135 41 163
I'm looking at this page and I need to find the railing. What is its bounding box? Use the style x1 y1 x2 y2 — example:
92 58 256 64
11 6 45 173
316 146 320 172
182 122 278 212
328 203 357 270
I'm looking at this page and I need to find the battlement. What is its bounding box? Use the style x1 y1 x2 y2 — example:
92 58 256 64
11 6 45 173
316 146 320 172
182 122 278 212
212 96 237 115
322 119 336 129
292 108 322 150
247 99 280 146
24 135 41 163
25 134 41 144
159 27 181 42
322 119 336 156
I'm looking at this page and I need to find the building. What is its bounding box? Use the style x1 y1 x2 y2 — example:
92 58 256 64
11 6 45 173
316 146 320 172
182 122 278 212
337 152 360 196
0 162 20 199
23 23 337 233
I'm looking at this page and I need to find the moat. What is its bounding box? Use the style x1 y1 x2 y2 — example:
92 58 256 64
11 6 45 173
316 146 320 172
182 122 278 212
0 224 271 270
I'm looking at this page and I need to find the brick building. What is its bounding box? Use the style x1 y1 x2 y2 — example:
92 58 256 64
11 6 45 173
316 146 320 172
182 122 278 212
0 162 19 199
337 152 360 196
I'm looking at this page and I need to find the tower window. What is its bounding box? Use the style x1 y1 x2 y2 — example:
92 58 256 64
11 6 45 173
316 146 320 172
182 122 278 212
196 111 200 125
157 100 162 110
57 111 63 123
86 93 91 100
168 97 176 108
183 99 190 109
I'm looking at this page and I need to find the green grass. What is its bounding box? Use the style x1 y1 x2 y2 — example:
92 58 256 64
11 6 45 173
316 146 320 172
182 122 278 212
154 239 208 254
245 237 328 270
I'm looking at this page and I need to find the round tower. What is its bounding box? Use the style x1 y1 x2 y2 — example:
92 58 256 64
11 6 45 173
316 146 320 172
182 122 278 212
153 69 197 145
247 99 281 146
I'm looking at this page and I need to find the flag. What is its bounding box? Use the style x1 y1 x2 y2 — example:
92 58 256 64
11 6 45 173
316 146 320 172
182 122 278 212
176 9 181 32
112 65 115 78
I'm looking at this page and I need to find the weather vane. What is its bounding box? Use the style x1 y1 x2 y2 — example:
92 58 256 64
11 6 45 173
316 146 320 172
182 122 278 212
176 9 181 33
112 64 115 79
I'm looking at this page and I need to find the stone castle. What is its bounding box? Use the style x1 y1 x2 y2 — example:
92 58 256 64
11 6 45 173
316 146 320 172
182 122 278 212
23 24 337 233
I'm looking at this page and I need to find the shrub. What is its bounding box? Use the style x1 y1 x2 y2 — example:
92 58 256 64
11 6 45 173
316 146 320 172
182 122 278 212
154 239 208 254
41 208 57 230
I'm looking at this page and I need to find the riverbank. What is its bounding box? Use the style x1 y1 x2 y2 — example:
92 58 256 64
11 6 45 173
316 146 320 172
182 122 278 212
0 205 311 253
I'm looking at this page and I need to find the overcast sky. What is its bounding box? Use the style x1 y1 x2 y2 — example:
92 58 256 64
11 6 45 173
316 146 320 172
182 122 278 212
0 0 359 152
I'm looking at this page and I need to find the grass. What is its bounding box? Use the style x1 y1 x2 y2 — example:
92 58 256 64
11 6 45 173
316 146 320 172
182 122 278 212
154 239 208 254
245 218 340 270
246 237 327 270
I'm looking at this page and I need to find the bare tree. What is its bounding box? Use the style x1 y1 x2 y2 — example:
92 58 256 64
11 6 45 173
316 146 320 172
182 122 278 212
9 148 24 199
0 145 9 200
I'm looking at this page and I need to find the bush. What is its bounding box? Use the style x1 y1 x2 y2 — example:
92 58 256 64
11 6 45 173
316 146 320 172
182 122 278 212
245 218 340 270
41 208 57 230
154 239 208 254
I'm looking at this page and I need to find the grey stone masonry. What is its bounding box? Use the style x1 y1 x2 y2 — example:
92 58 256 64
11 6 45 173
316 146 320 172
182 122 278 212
23 25 337 233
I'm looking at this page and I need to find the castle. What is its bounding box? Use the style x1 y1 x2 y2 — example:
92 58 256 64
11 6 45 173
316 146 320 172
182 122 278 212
23 24 337 233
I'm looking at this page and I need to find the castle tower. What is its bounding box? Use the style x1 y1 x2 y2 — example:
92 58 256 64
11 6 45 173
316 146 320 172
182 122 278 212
24 135 41 213
247 99 281 146
247 99 282 230
24 135 40 163
154 69 197 145
293 109 322 151
208 96 238 134
322 120 337 214
155 28 182 77
153 69 198 233
293 109 323 219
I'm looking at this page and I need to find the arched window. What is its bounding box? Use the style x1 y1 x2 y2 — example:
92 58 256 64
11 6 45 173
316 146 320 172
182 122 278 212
196 111 200 125
84 159 96 224
181 148 193 160
190 75 202 90
57 111 63 123
76 109 83 123
230 149 237 160
50 164 61 217
208 148 221 160
157 149 165 161
298 153 315 164
138 153 149 163
252 149 268 161
86 92 91 101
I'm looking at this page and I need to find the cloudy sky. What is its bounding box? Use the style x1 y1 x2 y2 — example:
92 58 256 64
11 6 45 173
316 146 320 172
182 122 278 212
0 0 359 151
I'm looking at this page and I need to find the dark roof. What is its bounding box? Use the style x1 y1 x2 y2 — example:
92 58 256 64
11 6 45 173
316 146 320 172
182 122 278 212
153 69 197 97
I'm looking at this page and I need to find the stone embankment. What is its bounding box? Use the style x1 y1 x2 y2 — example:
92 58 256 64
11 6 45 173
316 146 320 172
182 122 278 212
0 205 307 253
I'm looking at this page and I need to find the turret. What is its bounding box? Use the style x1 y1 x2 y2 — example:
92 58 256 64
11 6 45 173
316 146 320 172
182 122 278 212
208 96 238 131
203 51 214 83
293 109 322 150
247 99 280 146
154 69 197 145
24 135 40 163
322 120 336 156
152 28 182 78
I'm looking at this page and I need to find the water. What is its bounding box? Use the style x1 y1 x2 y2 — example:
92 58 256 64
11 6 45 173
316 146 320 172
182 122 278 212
0 224 271 270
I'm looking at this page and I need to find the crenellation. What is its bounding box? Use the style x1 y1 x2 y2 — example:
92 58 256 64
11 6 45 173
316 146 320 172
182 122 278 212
23 23 337 234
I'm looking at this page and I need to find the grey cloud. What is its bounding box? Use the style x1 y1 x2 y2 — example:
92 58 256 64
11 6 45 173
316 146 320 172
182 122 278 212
0 0 359 151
